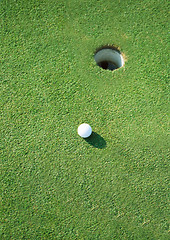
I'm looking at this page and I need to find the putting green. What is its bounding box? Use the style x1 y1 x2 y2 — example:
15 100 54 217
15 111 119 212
1 0 169 239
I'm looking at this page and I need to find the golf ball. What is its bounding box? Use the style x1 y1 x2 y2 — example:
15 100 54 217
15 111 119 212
78 123 92 138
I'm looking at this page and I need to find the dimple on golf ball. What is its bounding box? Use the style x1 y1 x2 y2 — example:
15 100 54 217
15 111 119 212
77 123 92 138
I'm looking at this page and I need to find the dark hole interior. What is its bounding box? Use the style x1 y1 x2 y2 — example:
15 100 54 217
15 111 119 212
98 61 118 71
100 61 108 69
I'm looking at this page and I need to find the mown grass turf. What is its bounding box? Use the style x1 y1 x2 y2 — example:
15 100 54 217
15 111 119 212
0 0 169 239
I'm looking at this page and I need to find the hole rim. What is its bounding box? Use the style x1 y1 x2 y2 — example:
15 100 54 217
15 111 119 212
94 45 125 71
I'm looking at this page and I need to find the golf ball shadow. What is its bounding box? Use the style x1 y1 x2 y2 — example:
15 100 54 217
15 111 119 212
84 132 106 149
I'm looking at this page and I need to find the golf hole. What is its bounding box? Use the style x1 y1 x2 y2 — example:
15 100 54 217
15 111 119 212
94 47 124 71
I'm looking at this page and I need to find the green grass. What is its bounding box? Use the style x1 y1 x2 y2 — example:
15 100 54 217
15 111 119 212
0 0 169 239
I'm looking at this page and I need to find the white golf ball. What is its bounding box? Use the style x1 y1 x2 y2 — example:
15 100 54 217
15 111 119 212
78 123 92 138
